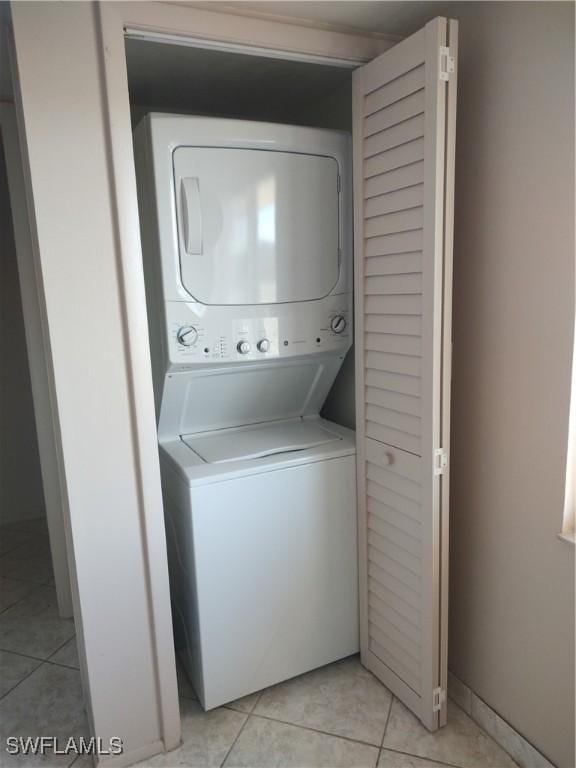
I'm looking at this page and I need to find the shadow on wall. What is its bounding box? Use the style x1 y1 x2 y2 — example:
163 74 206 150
0 133 45 524
322 346 356 431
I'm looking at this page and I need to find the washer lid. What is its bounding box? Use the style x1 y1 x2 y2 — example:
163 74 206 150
182 419 342 464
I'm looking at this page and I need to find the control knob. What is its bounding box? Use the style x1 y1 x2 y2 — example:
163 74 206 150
257 339 270 353
176 325 198 346
330 315 347 334
237 340 251 355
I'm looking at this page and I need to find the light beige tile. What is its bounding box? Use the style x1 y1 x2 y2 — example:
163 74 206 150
0 649 42 697
138 698 247 767
226 691 261 714
0 586 75 659
470 694 552 768
0 576 37 613
0 662 88 766
378 749 450 767
383 699 517 768
50 638 80 670
224 715 379 767
254 656 392 746
0 538 54 585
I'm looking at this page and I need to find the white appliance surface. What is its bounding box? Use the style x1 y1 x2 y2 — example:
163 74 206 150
135 113 352 306
162 445 359 710
160 418 355 486
157 354 347 440
174 147 340 306
182 418 342 464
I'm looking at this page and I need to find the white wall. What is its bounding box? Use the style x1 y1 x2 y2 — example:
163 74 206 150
0 133 44 524
446 4 575 767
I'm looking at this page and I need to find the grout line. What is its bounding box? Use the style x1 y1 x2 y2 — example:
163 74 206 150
0 645 53 664
0 633 76 668
222 690 263 716
0 536 37 560
247 710 383 750
240 709 469 768
220 711 251 768
380 694 394 747
44 658 81 671
378 746 465 768
247 691 263 714
0 645 81 705
46 634 77 662
0 656 44 702
0 580 45 616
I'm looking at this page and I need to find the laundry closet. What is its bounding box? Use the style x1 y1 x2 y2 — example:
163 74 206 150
127 37 359 709
125 15 456 734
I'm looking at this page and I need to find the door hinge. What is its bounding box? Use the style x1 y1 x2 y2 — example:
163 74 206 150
432 687 446 712
434 448 448 476
439 46 455 81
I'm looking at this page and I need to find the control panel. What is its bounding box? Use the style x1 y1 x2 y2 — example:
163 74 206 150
164 296 352 369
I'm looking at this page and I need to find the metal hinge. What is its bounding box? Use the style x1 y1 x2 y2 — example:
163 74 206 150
434 448 448 476
432 687 446 712
439 46 455 81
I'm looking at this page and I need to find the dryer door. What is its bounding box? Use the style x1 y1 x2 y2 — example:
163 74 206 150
173 147 340 305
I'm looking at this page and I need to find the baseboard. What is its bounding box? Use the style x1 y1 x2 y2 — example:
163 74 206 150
448 671 555 768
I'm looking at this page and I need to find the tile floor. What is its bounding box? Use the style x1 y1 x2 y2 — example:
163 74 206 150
0 519 86 767
0 520 517 768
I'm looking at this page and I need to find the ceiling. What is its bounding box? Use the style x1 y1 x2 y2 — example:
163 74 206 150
186 1 460 37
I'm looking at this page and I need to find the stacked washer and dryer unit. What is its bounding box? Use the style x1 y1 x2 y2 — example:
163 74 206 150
134 114 358 710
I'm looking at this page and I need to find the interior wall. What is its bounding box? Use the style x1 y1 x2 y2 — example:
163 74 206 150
447 4 575 767
0 133 44 525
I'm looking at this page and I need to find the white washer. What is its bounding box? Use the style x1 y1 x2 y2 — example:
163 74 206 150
133 114 358 710
161 418 357 709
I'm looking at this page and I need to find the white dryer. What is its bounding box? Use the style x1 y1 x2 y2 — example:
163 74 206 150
133 114 358 709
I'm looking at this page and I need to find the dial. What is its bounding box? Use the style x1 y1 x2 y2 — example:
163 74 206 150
237 340 251 355
176 325 198 347
257 339 270 353
330 315 347 334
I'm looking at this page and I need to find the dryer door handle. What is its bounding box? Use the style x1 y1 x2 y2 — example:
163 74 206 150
180 177 203 255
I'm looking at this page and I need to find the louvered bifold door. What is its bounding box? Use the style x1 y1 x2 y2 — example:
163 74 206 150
353 17 457 731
